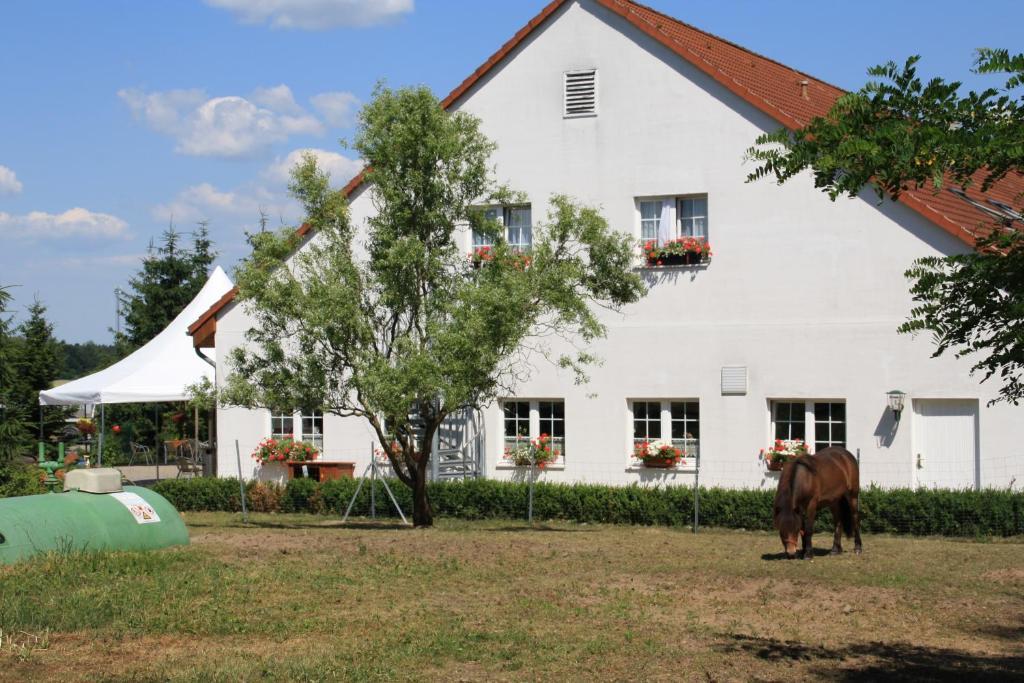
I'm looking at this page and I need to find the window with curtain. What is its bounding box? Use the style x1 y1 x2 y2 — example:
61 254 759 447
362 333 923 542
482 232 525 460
471 205 532 251
679 196 708 238
639 200 661 242
472 207 500 248
506 206 532 251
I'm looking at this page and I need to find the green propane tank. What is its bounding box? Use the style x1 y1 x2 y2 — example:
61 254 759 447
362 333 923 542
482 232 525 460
0 469 188 565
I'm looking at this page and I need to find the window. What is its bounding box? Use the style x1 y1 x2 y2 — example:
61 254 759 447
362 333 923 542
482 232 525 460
564 69 597 117
501 399 566 463
631 399 701 462
639 200 661 242
273 409 324 449
636 195 709 242
632 401 661 440
770 400 847 452
506 206 532 251
471 205 532 251
679 197 708 238
271 411 294 440
773 402 806 441
472 207 501 248
814 402 846 451
301 410 324 449
503 400 530 451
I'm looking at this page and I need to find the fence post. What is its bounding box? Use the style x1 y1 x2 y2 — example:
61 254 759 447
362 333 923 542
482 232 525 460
235 440 248 523
693 455 700 534
527 452 536 524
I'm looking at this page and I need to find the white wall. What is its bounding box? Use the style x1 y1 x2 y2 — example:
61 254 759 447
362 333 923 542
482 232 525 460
213 0 1023 489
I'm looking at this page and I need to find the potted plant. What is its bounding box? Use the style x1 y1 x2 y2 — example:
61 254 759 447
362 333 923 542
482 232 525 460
469 245 495 268
642 237 713 266
252 435 320 465
633 439 685 468
503 433 560 469
281 437 319 463
761 439 808 471
75 418 95 437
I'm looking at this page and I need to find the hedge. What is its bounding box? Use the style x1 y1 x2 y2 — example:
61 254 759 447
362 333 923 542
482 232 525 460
150 477 1024 537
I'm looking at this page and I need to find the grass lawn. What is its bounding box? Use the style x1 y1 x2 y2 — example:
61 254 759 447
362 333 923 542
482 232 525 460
1 513 1022 682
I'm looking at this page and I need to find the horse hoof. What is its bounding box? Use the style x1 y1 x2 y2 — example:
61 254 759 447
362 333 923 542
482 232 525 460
855 547 863 555
830 548 843 555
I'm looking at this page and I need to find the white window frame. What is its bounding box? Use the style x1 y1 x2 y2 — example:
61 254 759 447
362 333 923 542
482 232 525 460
470 205 532 251
768 399 847 453
498 398 566 468
270 409 325 450
635 195 709 243
627 399 700 470
678 196 708 239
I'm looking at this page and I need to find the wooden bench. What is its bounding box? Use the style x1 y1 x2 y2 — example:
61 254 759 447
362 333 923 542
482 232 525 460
285 461 355 482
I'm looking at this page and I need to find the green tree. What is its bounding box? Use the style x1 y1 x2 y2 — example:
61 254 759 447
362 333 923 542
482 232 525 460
747 50 1024 404
12 299 66 438
223 85 645 526
117 222 217 352
59 341 118 379
0 286 30 463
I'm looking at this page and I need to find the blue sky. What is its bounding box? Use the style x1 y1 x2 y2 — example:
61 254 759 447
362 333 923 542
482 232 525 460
1 0 1020 343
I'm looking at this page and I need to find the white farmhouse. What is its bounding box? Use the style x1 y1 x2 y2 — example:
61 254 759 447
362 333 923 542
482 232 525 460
189 0 1023 491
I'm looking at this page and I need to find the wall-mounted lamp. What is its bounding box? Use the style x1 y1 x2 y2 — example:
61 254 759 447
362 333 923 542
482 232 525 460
887 390 906 422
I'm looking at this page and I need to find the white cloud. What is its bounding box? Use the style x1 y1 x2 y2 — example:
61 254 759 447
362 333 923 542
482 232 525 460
153 182 293 224
118 86 323 158
204 0 413 30
0 208 129 239
0 165 23 195
263 148 363 185
310 91 360 128
58 253 147 268
251 84 304 115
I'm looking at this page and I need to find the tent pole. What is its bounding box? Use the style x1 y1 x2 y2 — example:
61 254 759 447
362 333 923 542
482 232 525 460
98 403 105 466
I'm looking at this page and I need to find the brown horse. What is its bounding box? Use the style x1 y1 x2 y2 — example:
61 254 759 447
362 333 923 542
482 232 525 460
773 446 862 559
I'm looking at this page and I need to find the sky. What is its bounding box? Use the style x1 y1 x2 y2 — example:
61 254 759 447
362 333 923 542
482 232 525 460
1 0 1021 343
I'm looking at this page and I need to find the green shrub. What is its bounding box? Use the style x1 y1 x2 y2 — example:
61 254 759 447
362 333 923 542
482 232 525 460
148 477 1024 537
0 463 46 498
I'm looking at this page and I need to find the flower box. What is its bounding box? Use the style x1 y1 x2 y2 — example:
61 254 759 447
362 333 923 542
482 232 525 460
760 439 808 471
503 434 561 469
640 456 679 469
633 439 689 469
642 237 712 267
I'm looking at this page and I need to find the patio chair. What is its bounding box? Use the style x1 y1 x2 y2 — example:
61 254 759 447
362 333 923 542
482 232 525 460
128 442 154 466
175 441 203 479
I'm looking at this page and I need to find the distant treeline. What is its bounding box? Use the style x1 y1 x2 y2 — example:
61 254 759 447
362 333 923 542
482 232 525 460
59 341 118 380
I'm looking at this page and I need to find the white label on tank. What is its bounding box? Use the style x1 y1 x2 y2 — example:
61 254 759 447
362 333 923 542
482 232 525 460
110 491 161 524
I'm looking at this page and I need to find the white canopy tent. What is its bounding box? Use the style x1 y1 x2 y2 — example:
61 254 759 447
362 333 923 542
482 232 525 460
39 267 233 462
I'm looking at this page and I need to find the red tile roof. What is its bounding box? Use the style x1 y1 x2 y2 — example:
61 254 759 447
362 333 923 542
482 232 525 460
190 0 1018 334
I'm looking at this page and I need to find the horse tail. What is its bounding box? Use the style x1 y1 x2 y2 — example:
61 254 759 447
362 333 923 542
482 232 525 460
838 496 854 538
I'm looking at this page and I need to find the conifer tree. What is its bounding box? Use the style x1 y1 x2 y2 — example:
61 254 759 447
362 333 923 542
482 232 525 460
13 299 67 439
116 222 217 353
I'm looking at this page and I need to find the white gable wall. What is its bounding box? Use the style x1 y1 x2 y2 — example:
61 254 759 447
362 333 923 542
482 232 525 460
212 0 1022 489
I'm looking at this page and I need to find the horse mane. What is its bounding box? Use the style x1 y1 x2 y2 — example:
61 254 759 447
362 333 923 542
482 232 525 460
777 455 817 512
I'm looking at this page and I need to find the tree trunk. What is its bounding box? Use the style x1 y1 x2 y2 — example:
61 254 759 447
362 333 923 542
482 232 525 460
411 460 433 527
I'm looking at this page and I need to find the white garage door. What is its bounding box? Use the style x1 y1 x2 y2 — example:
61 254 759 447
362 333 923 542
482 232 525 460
912 399 979 490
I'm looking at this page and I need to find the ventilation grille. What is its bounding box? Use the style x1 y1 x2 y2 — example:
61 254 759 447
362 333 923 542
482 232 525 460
564 69 597 117
721 366 748 395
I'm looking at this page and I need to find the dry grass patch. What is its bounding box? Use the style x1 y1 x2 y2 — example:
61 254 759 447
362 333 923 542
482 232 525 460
0 513 1021 681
